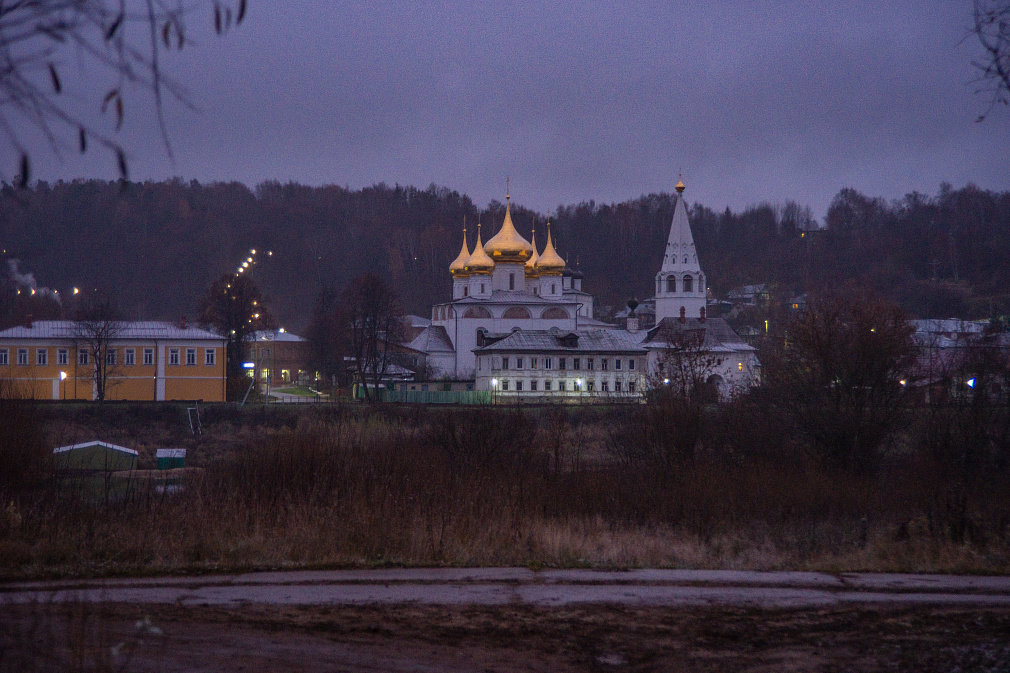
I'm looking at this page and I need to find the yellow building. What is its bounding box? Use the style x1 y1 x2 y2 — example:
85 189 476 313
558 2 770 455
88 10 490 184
0 320 227 401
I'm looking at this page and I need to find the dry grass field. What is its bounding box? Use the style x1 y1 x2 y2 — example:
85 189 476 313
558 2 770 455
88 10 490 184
1 398 1008 581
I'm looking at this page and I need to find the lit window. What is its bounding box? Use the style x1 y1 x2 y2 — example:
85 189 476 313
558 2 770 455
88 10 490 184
205 349 216 366
0 348 9 365
169 348 180 366
143 348 155 366
124 348 135 366
531 358 538 369
18 348 29 365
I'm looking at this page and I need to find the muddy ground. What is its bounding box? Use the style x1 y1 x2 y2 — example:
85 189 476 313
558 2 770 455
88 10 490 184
3 602 1010 672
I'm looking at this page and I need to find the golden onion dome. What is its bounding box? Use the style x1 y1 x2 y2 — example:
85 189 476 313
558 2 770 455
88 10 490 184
675 176 685 194
525 227 540 277
449 228 471 276
484 199 533 263
465 224 495 274
535 226 565 275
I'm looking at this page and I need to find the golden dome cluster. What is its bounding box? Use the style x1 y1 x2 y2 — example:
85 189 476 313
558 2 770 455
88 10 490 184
448 188 569 278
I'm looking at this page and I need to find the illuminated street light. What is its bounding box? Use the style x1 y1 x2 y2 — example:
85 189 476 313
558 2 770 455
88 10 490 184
73 287 79 294
59 371 67 381
967 378 976 388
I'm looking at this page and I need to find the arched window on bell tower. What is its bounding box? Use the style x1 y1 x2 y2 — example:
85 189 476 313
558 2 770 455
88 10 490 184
683 275 693 293
666 276 676 293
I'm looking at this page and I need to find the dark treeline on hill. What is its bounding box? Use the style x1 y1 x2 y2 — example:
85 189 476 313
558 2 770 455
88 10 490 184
1 179 1009 330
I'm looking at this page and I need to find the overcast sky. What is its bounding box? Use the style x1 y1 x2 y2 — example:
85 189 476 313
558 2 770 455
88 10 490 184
26 0 1010 221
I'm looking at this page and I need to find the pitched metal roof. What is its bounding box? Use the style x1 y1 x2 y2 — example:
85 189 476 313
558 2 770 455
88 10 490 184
641 317 755 353
247 329 306 342
474 328 646 354
0 320 225 341
407 325 455 353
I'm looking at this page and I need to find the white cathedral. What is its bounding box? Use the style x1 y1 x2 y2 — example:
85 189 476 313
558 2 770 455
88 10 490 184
406 178 759 399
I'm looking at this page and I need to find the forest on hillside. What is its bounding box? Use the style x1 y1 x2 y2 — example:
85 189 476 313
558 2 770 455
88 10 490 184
1 179 1009 331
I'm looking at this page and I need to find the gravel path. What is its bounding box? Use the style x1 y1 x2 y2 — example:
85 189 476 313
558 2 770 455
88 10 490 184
4 568 1010 608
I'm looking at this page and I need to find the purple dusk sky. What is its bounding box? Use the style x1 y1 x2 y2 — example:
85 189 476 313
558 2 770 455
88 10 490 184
25 1 1010 221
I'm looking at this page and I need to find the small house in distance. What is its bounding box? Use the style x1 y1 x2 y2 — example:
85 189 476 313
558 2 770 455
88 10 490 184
53 440 138 472
246 328 311 386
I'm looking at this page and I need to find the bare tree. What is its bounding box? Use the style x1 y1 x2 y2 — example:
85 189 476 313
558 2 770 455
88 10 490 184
342 273 404 402
199 272 275 380
763 290 917 473
1 0 246 185
72 297 122 402
973 0 1010 120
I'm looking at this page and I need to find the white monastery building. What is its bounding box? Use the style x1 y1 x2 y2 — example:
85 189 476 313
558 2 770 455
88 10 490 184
407 178 759 399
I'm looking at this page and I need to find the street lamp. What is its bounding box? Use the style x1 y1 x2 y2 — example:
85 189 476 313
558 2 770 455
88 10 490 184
59 371 67 400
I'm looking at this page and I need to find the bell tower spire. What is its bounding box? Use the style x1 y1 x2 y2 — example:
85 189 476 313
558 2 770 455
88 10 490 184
655 176 706 322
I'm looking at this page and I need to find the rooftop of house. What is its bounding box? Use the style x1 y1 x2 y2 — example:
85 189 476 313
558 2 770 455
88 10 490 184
474 328 646 354
0 320 225 341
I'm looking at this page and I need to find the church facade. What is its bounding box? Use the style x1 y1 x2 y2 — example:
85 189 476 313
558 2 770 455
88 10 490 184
407 178 759 399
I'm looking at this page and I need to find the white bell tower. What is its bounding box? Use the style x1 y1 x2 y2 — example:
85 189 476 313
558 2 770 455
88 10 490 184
655 178 706 322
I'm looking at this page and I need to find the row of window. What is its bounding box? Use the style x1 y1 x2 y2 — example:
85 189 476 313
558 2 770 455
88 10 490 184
481 356 637 372
663 275 704 293
496 379 637 393
0 347 216 367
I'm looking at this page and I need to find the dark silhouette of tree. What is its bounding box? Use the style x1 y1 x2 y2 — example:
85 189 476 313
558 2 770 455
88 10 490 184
763 290 918 473
305 286 348 389
973 0 1010 121
72 297 122 402
342 274 404 402
1 1 247 185
199 273 275 380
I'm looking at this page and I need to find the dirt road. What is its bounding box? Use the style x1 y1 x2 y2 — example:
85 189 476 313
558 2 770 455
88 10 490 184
3 569 1010 671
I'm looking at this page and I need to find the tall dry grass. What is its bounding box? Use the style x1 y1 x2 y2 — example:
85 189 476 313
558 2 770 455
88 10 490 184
2 402 1009 579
